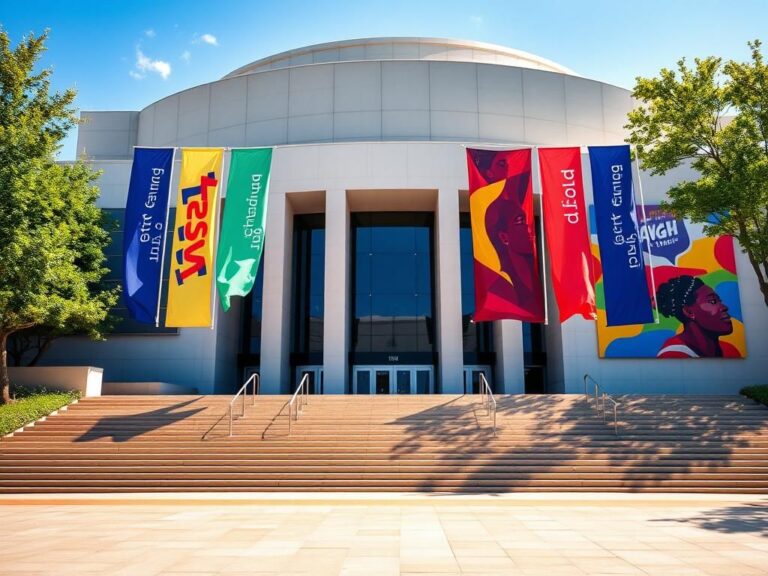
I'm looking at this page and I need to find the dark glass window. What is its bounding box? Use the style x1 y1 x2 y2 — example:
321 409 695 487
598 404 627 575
523 215 547 393
241 260 265 355
102 208 178 335
352 213 435 358
459 213 493 360
291 214 325 360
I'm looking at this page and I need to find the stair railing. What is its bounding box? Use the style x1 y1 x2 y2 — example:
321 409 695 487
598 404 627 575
583 373 619 435
229 373 259 437
478 373 497 436
288 373 310 436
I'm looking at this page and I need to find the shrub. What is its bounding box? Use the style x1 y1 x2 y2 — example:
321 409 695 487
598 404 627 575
0 386 80 436
741 385 768 407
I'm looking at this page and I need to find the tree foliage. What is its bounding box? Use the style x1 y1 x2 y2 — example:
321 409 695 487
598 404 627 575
0 30 119 404
626 40 768 307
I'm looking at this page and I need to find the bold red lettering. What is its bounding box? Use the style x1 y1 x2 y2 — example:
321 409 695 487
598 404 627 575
176 239 207 282
184 219 208 242
186 197 207 221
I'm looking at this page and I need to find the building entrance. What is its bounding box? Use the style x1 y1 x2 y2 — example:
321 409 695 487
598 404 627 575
352 365 433 395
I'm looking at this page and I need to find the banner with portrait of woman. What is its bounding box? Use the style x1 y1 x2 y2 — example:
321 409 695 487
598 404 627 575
592 205 747 358
466 148 545 323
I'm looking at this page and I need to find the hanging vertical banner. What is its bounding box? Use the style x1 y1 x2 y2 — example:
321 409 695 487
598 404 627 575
539 147 596 322
466 148 545 323
588 145 654 326
123 147 175 324
165 148 223 327
216 148 272 311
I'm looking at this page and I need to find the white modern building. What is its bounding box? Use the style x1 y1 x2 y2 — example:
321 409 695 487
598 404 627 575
45 38 768 396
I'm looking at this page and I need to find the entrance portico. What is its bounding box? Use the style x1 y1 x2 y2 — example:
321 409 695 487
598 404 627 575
258 142 527 395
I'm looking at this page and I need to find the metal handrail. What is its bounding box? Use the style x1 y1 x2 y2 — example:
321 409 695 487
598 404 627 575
478 373 497 436
229 373 259 437
288 373 310 435
583 373 619 435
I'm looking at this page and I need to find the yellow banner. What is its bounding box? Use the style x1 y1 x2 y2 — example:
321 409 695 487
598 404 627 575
165 148 223 327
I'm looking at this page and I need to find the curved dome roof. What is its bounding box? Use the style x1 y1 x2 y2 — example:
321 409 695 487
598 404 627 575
223 37 576 78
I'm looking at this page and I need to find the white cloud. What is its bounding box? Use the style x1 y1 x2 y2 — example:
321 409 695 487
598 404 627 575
470 15 483 25
145 29 156 38
200 33 218 46
132 48 171 80
129 70 143 80
181 50 191 63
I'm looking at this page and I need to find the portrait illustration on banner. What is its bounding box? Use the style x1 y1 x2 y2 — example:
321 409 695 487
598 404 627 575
466 148 545 323
591 205 747 359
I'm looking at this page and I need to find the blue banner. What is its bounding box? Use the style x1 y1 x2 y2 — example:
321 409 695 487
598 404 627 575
588 145 654 326
123 147 175 324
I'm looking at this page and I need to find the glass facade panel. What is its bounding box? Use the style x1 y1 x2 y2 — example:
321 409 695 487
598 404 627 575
246 261 265 354
351 213 435 360
459 213 494 361
291 215 325 362
99 208 178 335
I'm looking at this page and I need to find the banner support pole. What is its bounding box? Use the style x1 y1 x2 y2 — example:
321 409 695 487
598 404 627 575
632 146 660 325
210 149 231 331
155 149 176 328
533 147 549 325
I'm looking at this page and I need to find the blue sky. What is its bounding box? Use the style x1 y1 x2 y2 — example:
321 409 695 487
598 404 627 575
2 0 766 159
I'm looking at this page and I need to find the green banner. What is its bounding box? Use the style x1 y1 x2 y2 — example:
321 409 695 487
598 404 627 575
216 148 272 311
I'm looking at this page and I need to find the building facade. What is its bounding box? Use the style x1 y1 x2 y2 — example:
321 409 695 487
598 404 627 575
47 38 767 395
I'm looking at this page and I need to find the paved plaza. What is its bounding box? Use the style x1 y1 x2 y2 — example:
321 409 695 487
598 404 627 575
0 493 766 576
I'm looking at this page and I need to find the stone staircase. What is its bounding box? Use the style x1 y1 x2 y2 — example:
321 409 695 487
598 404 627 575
1 394 767 493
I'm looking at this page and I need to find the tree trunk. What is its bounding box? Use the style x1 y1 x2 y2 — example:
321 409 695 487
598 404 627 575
762 261 768 308
27 334 53 367
1 332 11 405
746 253 768 308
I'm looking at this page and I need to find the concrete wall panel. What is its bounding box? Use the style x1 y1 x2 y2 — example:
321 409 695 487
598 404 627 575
209 77 247 131
522 69 566 123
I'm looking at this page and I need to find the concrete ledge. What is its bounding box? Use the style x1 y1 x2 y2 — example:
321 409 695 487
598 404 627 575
0 492 765 507
9 366 103 397
102 381 199 395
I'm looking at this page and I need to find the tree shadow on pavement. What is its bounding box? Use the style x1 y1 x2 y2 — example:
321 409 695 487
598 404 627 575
651 502 768 535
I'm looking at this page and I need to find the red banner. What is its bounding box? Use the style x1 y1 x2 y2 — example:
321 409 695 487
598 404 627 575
539 147 596 322
466 148 545 323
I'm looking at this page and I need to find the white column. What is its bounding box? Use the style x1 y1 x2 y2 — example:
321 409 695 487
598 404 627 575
436 188 464 394
260 191 293 394
323 189 349 394
494 320 525 394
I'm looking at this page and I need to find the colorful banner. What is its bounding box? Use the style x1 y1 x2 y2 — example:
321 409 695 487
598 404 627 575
123 147 175 324
216 148 272 311
538 147 596 322
588 145 653 326
593 206 747 358
165 148 223 327
466 148 545 323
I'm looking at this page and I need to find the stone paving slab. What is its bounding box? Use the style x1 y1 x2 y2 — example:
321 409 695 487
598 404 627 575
0 493 765 575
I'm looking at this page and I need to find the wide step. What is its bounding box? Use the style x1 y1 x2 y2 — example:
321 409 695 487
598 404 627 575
1 394 767 493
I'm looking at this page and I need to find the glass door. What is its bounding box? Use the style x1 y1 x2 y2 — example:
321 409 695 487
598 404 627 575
353 366 433 395
395 369 411 394
375 370 391 394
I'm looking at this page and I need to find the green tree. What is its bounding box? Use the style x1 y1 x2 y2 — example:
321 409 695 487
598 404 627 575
626 40 768 307
0 30 119 404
